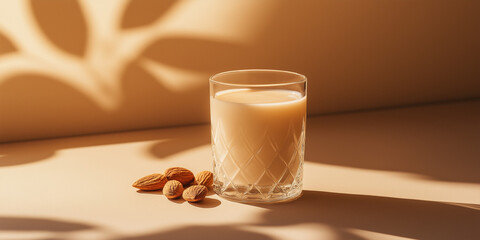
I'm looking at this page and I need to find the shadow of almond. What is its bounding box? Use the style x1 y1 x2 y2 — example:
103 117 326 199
168 198 186 204
188 198 221 208
206 189 215 196
136 188 221 207
136 190 164 195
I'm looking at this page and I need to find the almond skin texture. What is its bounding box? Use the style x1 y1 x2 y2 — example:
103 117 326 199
163 180 184 199
183 185 208 202
195 171 213 188
164 167 195 186
132 173 167 191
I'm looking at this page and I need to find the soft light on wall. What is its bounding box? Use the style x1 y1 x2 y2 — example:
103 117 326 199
0 0 479 143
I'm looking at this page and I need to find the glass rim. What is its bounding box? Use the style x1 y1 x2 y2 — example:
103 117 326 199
209 69 307 87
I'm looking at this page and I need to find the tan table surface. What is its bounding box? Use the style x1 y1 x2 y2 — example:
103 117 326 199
1 100 479 240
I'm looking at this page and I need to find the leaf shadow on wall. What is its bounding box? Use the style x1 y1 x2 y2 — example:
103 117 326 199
0 0 219 165
141 37 269 72
120 0 177 29
252 190 480 240
29 0 87 57
1 0 479 186
0 33 17 54
0 0 285 165
0 74 103 166
0 60 213 166
114 0 480 185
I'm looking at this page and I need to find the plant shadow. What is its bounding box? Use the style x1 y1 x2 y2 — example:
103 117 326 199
119 0 177 29
0 0 479 188
306 100 480 183
115 225 274 240
0 216 93 232
1 1 479 240
0 123 210 167
28 0 87 57
0 33 17 54
252 190 480 240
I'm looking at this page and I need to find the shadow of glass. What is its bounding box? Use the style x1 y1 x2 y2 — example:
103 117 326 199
28 0 88 57
0 216 93 232
306 100 480 183
252 190 480 240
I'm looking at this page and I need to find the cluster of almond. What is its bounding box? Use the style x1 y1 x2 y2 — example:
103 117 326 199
132 167 213 202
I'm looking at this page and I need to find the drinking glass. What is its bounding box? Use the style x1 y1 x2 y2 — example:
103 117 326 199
210 69 307 203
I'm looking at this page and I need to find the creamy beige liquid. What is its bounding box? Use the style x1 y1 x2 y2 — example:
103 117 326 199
211 89 306 188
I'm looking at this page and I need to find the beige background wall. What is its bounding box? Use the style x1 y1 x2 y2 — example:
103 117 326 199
0 0 479 143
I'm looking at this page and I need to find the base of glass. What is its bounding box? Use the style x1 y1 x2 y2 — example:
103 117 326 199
213 183 303 204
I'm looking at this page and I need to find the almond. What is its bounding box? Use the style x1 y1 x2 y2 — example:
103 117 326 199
164 167 195 186
163 180 184 199
183 185 208 202
132 173 167 191
195 171 213 188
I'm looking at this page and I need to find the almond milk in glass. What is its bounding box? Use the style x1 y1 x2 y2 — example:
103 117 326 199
210 69 306 203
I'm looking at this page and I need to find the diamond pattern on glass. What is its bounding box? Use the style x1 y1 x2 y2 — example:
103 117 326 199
212 117 305 201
